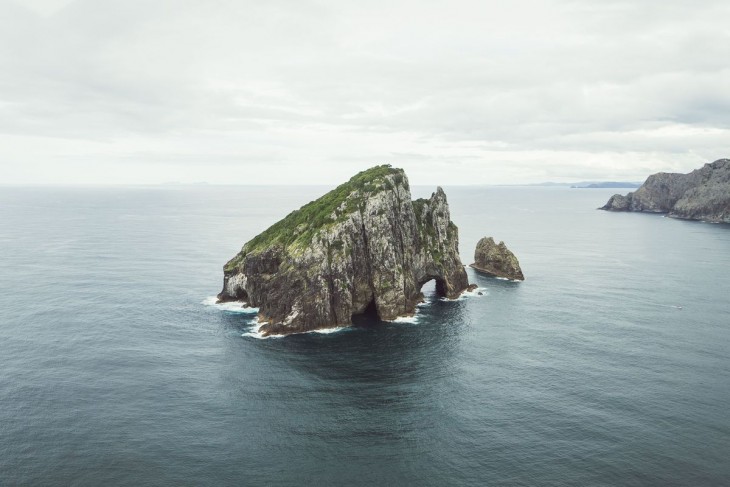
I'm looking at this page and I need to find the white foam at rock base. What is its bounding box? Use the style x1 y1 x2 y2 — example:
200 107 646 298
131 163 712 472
201 296 259 314
312 327 348 334
241 318 348 339
241 318 277 339
440 287 489 302
390 314 419 324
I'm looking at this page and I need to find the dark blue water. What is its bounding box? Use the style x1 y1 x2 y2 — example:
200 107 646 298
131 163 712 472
1 185 729 486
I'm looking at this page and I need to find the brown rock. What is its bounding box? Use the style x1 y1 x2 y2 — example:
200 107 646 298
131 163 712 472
470 237 524 281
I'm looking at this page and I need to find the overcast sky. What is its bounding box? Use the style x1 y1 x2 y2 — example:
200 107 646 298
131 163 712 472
1 0 729 185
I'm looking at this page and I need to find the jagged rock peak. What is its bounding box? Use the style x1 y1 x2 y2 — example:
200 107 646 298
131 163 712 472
470 237 524 281
217 165 472 336
601 158 730 223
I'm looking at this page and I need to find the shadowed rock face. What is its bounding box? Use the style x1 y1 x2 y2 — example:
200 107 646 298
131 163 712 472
601 159 730 223
217 165 471 336
470 237 524 281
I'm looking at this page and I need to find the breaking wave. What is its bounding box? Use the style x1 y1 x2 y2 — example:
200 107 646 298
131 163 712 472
440 287 489 302
201 296 259 314
241 320 349 340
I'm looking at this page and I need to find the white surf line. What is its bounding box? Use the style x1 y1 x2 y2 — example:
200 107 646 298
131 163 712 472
240 317 349 339
201 296 259 314
240 318 273 339
440 286 489 302
311 326 348 334
390 314 419 324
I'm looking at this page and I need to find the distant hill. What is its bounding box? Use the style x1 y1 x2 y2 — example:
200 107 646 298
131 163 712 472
571 182 642 189
525 181 641 188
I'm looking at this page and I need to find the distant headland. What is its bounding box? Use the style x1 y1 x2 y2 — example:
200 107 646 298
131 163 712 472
600 158 730 223
571 182 641 189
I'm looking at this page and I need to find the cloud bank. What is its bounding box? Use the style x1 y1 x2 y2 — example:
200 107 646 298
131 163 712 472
1 0 729 184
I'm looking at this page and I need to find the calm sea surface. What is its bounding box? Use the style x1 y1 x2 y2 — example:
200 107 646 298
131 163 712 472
1 185 728 486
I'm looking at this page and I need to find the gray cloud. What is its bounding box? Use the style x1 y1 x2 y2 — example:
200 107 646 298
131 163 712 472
1 0 729 184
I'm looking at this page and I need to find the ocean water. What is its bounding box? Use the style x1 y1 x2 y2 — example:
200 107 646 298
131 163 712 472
1 185 729 486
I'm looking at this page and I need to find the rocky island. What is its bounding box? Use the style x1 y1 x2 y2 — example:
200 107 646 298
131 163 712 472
601 158 730 223
470 237 524 281
217 165 473 336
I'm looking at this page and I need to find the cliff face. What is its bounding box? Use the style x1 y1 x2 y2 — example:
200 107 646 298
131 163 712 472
470 237 524 281
218 165 471 336
601 159 730 223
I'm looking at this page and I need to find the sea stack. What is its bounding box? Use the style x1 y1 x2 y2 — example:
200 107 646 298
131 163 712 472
601 158 730 223
217 165 472 336
470 237 524 281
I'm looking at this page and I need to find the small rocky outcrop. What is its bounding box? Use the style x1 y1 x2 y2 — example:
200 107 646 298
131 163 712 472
601 159 730 223
217 165 472 336
470 237 524 281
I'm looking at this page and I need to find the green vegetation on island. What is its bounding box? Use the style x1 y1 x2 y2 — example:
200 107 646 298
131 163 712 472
225 165 405 271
